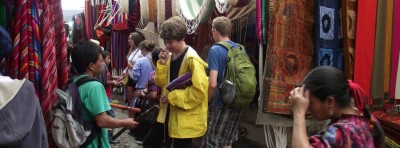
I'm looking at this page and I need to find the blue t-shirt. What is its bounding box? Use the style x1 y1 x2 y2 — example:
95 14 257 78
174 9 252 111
207 41 238 107
130 55 154 89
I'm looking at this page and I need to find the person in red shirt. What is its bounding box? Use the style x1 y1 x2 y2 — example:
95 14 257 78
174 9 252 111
101 50 120 144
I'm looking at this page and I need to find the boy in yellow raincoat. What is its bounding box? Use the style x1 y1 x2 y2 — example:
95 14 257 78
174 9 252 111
154 16 209 148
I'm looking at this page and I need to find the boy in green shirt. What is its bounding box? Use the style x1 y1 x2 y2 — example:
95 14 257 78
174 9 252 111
71 41 139 148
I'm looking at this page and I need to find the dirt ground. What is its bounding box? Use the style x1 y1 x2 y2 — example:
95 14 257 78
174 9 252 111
110 106 142 148
109 92 258 148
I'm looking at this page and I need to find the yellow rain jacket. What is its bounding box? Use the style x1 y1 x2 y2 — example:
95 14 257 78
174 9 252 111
154 46 209 138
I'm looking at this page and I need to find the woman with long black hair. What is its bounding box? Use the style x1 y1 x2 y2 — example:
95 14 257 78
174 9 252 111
290 66 385 148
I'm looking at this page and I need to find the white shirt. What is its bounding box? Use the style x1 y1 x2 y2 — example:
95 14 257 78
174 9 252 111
125 48 143 75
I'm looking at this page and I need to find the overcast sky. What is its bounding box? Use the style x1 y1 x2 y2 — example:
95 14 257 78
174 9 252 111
61 0 84 10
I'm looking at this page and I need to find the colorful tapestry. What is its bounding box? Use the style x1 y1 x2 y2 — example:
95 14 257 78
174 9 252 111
111 0 129 69
353 0 377 97
391 1 400 99
341 0 357 80
314 0 343 70
263 0 314 115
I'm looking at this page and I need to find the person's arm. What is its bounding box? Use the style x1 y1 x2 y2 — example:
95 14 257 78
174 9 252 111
206 46 220 100
154 60 168 87
208 70 218 100
292 113 310 148
94 112 138 129
167 58 208 110
131 60 142 81
85 83 138 129
291 86 311 148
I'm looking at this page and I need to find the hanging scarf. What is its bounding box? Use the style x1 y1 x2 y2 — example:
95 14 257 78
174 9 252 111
314 0 343 70
261 0 267 44
256 0 261 42
53 0 68 89
40 0 59 140
354 0 377 97
383 0 394 95
392 0 400 99
370 0 388 99
341 0 357 80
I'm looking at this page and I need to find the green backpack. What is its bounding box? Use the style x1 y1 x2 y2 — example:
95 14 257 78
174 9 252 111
216 41 257 107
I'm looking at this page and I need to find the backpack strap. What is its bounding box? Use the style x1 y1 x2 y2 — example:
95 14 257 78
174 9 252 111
147 57 156 70
213 41 239 80
80 123 102 148
75 75 99 87
74 75 102 148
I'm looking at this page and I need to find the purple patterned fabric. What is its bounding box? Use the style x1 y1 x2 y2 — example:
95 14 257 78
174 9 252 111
166 72 192 91
148 70 161 95
309 114 384 148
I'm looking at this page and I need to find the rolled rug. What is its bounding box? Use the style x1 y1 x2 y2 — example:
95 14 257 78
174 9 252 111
167 72 192 91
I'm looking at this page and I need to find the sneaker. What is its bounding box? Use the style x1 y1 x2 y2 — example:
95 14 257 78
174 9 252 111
109 138 121 144
135 140 143 146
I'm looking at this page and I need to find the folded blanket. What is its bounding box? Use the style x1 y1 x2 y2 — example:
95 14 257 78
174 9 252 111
167 72 192 91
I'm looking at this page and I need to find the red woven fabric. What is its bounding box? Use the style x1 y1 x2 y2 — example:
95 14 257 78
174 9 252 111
353 0 377 97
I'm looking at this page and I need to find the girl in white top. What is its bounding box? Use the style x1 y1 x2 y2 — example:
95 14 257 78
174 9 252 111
124 32 144 109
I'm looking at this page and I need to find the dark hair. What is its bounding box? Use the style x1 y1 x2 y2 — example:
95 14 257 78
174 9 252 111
302 66 385 146
152 48 161 63
160 16 187 41
302 66 351 108
130 32 144 47
71 41 102 74
102 50 111 59
139 40 156 52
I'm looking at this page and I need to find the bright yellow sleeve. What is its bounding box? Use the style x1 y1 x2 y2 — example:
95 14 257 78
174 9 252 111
168 58 208 110
154 60 168 87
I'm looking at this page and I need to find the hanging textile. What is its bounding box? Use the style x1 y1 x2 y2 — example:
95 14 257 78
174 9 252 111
371 0 394 99
262 0 314 115
383 1 394 96
0 0 6 26
111 0 129 70
225 0 255 20
53 0 68 89
256 0 261 42
341 0 357 80
396 51 400 99
177 0 215 34
128 0 141 33
157 0 177 32
84 0 99 40
314 0 343 70
254 0 268 44
136 0 162 47
5 0 41 96
392 0 400 99
261 0 267 44
228 0 252 7
353 0 377 97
